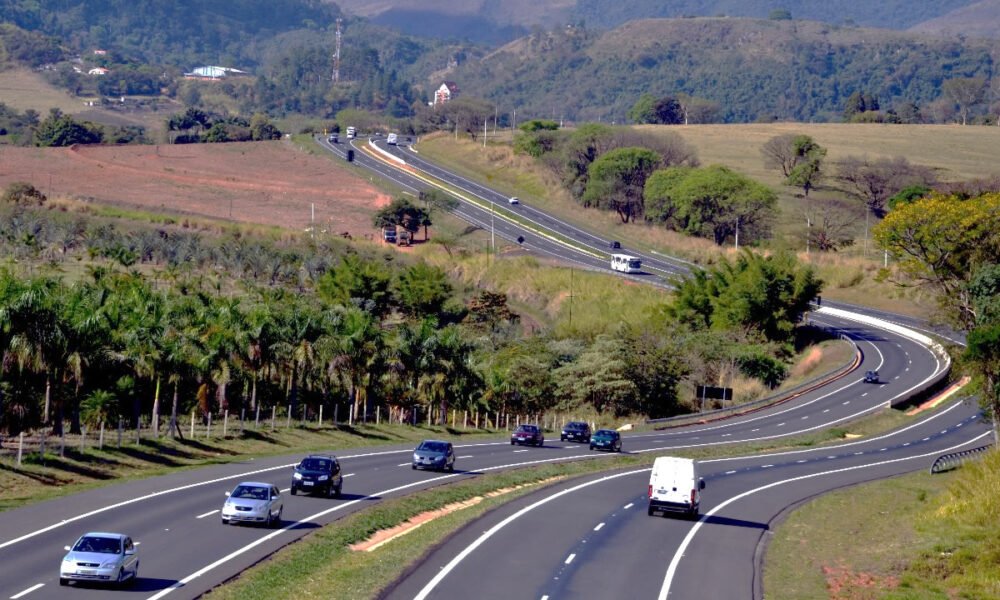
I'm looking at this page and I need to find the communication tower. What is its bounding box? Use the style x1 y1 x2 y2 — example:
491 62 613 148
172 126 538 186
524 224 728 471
332 18 342 82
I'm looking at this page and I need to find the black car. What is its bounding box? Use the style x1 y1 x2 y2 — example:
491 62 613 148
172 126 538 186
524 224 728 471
290 455 343 498
412 440 455 471
560 421 592 443
590 429 622 452
863 370 879 383
511 424 544 446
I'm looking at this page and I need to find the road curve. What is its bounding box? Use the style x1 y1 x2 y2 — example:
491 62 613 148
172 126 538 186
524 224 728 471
0 138 973 600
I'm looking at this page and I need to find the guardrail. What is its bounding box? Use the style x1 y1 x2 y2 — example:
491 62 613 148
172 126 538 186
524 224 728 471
647 333 860 427
929 443 993 474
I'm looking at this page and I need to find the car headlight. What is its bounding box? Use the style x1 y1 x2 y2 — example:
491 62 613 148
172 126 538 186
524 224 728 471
101 560 118 568
318 475 328 481
293 472 303 480
63 556 73 563
413 453 420 460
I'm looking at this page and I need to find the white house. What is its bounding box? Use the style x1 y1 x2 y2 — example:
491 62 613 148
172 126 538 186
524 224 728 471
433 82 459 105
88 67 109 76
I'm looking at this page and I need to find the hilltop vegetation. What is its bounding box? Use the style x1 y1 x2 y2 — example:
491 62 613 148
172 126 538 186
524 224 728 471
454 18 1000 123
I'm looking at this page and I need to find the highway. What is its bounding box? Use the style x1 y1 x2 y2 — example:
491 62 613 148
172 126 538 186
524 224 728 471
0 135 982 600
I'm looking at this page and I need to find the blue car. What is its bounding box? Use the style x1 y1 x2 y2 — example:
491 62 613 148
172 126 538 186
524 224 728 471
590 429 622 452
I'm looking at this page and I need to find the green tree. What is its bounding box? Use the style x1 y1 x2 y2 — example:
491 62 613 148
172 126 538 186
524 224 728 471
667 251 822 344
874 193 1000 329
394 263 452 318
785 135 826 196
34 109 102 146
645 165 777 245
627 93 658 124
582 147 661 223
317 254 394 318
249 113 282 140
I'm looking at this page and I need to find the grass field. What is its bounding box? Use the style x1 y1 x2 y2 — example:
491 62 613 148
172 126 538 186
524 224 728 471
417 123 1000 318
766 449 1000 599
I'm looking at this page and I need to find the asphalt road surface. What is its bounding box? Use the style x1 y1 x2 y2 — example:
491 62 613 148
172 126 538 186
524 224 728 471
0 136 980 600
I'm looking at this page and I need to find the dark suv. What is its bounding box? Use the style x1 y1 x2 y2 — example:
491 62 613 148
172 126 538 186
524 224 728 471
511 424 544 446
290 455 343 498
560 421 592 443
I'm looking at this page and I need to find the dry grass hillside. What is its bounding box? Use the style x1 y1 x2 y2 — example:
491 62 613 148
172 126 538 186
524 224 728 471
910 0 1000 38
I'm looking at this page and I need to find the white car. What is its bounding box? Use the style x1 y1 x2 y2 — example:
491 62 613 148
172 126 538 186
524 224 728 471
221 481 284 527
508 196 520 205
60 532 139 587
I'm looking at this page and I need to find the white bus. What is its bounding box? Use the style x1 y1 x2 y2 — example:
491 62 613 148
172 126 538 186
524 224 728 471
610 254 642 273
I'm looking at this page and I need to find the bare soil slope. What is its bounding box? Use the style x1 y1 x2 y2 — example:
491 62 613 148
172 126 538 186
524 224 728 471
0 141 389 236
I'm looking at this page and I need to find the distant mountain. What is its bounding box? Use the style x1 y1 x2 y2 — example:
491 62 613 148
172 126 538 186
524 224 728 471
332 0 992 45
447 17 1000 123
910 0 1000 39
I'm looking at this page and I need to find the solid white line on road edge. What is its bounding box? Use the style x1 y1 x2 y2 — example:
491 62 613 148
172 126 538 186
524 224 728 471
196 510 219 519
513 449 529 453
397 463 410 467
411 469 648 600
10 583 43 599
541 596 549 600
565 553 576 565
725 470 736 475
343 473 355 477
656 431 992 600
624 503 634 509
594 522 605 531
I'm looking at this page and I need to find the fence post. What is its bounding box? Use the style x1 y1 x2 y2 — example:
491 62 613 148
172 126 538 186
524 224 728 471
349 404 354 426
334 404 339 425
463 410 468 430
451 409 455 428
271 405 276 431
223 410 228 438
413 406 418 426
117 418 123 449
474 410 478 429
376 405 380 425
286 405 291 430
190 410 195 439
17 432 23 466
319 405 323 428
255 405 260 430
206 413 212 439
60 430 65 457
363 401 368 424
80 427 86 454
240 408 245 434
39 431 46 463
99 421 105 450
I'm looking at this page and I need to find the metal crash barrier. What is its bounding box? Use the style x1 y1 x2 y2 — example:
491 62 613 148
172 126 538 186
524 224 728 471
929 444 993 474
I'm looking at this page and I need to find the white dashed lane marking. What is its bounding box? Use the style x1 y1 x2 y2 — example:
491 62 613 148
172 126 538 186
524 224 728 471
565 553 576 565
594 522 605 531
196 510 219 519
10 584 44 599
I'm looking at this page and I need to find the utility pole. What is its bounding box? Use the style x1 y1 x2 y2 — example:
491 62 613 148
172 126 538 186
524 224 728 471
332 18 342 82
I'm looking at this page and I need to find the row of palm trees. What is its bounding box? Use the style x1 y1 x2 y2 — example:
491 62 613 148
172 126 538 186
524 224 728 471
0 264 485 437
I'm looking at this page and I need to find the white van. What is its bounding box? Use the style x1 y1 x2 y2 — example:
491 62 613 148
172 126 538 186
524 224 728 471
346 126 356 139
648 456 705 518
610 253 642 273
387 133 398 145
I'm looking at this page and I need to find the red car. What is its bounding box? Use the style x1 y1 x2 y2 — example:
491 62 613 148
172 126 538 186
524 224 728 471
511 424 544 447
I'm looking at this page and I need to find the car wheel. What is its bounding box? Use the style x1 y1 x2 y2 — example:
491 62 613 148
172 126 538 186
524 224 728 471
269 507 282 528
412 464 417 470
335 484 343 498
59 578 68 587
590 445 595 450
221 517 229 525
290 487 297 496
117 568 126 586
448 462 455 472
510 441 515 445
647 506 655 516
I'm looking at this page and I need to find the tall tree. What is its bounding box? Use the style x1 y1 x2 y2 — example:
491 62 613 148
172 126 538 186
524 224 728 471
942 77 987 125
582 147 661 223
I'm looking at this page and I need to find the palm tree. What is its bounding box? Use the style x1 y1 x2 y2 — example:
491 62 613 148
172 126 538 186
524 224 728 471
327 307 384 423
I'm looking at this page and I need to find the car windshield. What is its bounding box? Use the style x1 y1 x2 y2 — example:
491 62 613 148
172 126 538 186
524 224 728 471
73 536 121 554
300 459 330 471
518 425 538 433
595 430 614 436
566 422 586 430
418 441 447 453
231 485 268 500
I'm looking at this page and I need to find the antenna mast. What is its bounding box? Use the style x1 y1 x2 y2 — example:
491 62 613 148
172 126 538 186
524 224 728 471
332 18 342 82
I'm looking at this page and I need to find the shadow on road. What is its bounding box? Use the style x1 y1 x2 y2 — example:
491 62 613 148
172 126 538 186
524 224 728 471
702 514 769 530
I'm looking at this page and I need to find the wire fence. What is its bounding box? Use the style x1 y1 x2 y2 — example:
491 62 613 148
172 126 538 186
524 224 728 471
0 404 591 467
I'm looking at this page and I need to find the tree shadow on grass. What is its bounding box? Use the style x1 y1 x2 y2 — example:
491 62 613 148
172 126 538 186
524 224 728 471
20 455 117 480
334 425 392 441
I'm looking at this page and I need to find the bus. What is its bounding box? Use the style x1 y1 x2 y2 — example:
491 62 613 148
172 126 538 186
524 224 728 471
610 254 642 273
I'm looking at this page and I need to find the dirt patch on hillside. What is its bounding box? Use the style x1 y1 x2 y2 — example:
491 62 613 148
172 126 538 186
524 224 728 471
0 141 389 238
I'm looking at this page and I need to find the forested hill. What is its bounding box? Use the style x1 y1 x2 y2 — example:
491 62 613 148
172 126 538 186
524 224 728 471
454 17 1000 123
573 0 979 31
0 0 342 67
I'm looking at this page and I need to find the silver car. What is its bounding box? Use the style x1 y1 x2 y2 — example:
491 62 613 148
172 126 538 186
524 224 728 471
221 482 284 527
60 532 138 587
412 440 455 471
